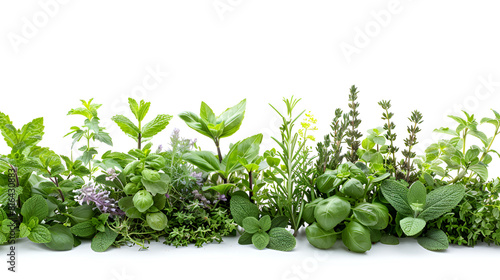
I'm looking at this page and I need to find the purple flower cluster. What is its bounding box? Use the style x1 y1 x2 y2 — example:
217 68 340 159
74 183 124 216
192 190 227 208
190 172 203 186
105 168 119 181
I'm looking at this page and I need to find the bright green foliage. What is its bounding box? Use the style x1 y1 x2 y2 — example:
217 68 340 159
230 195 259 226
342 221 372 253
381 180 465 250
45 224 73 251
267 227 296 251
91 226 118 252
112 98 172 149
305 223 337 249
179 99 246 162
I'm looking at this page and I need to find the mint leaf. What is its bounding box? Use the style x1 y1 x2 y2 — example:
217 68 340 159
141 114 173 138
21 195 48 222
19 223 30 238
0 232 6 244
137 100 151 122
45 224 74 251
91 227 118 252
111 115 140 138
71 221 96 237
28 225 52 243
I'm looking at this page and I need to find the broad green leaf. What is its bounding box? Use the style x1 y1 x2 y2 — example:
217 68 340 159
146 212 168 231
252 231 270 250
468 129 488 145
1 219 14 233
142 169 161 182
229 195 259 226
21 195 48 222
303 198 324 224
141 114 173 138
433 127 459 137
305 223 337 249
69 205 94 224
45 224 74 251
178 111 213 138
223 134 263 175
270 216 289 229
380 180 414 217
268 228 296 251
0 111 15 147
400 217 426 236
218 99 246 138
133 190 154 212
71 221 96 237
352 203 378 227
407 181 426 212
19 223 30 238
417 229 449 251
91 226 118 252
259 215 272 232
19 117 44 146
137 100 151 122
200 102 216 123
419 184 465 221
316 172 337 193
242 217 260 234
469 164 488 181
112 115 140 138
128 98 140 119
342 221 372 253
203 184 234 195
142 178 169 196
341 178 364 199
238 232 253 245
381 234 399 245
184 151 221 173
314 196 351 231
28 224 52 243
0 232 6 244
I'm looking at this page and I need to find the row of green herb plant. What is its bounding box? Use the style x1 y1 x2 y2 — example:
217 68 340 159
0 86 499 253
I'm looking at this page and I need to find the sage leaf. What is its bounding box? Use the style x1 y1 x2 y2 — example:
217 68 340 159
417 229 449 251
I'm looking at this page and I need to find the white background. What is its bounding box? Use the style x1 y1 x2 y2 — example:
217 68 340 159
1 1 500 279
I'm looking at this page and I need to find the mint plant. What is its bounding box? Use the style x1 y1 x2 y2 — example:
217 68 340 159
112 98 172 149
66 99 112 180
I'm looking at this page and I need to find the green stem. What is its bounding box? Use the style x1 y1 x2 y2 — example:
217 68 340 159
248 171 253 203
480 127 499 161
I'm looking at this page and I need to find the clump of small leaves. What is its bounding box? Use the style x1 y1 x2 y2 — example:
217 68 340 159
398 110 423 183
345 85 362 163
378 100 398 177
315 108 349 174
